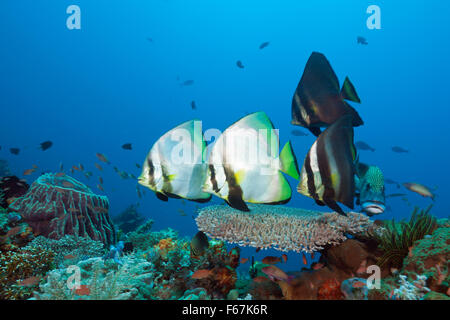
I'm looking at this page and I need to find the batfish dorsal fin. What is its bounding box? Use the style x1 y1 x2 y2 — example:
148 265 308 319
279 141 300 180
341 76 361 103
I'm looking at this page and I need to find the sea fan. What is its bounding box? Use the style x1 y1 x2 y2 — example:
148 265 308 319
373 205 437 269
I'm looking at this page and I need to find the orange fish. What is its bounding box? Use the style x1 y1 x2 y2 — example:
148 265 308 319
311 252 315 260
23 168 35 176
262 256 282 265
261 265 290 282
352 280 367 288
18 276 41 287
281 254 288 263
253 276 270 283
191 269 211 279
312 262 324 270
79 164 84 171
94 163 103 171
302 252 308 265
56 172 65 177
75 284 91 296
240 258 249 264
95 153 110 164
97 184 104 192
32 164 38 169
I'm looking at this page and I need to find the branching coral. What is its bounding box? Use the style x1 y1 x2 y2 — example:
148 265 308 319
0 246 55 299
372 205 437 269
25 235 106 267
33 256 154 300
196 204 373 253
392 274 430 300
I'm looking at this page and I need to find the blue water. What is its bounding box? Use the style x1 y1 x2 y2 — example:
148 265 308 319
1 0 449 272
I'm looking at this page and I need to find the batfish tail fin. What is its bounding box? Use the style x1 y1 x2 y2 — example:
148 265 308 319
341 76 361 103
279 141 300 180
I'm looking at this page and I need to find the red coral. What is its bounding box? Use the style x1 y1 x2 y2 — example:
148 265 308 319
317 279 344 300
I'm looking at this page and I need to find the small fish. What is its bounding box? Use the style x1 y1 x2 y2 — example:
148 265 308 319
79 164 84 171
355 141 375 152
135 163 141 169
311 262 324 270
181 80 194 87
136 187 142 199
191 101 197 110
259 41 270 49
255 247 261 253
281 254 288 263
95 153 110 164
94 163 103 171
291 129 308 137
392 146 409 153
23 168 36 176
122 143 132 150
39 141 53 151
311 252 315 260
386 193 407 198
178 208 186 216
59 162 64 171
113 166 119 173
240 258 249 264
261 265 290 282
18 276 41 287
190 231 209 256
385 178 401 189
352 280 367 288
191 269 211 279
262 256 282 265
146 37 153 42
84 171 93 178
301 252 307 265
357 36 368 45
236 60 245 69
75 284 91 296
253 276 270 283
99 177 104 184
72 165 81 171
97 184 104 192
10 148 20 155
64 254 76 260
403 182 436 200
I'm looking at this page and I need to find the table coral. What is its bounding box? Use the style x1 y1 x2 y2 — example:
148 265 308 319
9 173 116 245
196 204 373 253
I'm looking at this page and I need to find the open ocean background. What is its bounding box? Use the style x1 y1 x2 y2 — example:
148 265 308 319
1 0 449 271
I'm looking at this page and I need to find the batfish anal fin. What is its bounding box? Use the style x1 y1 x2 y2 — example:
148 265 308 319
309 127 322 137
156 192 169 202
226 197 250 212
324 198 347 216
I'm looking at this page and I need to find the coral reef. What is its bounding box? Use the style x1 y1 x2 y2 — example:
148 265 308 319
0 176 29 208
196 204 373 253
392 274 430 300
9 173 116 245
25 235 105 267
33 256 154 300
113 204 146 234
340 277 368 300
371 205 437 269
0 245 55 299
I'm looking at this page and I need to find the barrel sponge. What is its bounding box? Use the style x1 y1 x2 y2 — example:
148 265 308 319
10 173 116 246
195 204 372 253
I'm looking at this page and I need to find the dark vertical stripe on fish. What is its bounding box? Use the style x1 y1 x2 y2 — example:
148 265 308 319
304 152 320 200
208 164 220 193
223 165 249 211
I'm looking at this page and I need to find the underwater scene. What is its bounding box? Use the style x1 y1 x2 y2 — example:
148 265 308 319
0 0 449 305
